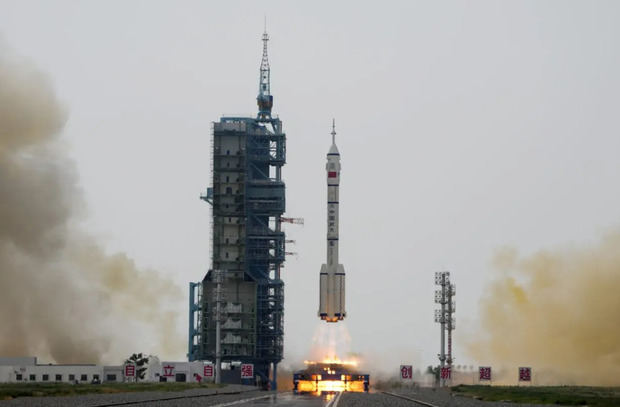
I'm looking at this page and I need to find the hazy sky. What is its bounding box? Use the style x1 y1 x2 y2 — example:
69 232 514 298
2 1 620 373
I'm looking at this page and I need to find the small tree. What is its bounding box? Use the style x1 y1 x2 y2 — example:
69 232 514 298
426 365 440 384
125 353 150 381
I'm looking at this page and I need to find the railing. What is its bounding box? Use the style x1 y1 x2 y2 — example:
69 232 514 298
247 178 284 185
247 200 284 212
246 226 283 237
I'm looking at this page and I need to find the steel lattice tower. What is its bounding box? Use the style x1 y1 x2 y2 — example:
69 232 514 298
434 271 456 387
189 27 286 390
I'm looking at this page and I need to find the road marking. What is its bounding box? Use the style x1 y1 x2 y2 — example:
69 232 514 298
326 392 342 407
210 394 272 407
92 391 265 407
382 391 439 407
334 391 343 407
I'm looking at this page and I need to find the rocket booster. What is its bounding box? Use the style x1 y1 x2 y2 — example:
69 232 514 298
318 119 346 323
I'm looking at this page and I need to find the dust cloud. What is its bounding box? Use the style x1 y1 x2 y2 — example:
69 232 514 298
0 45 184 364
469 232 620 385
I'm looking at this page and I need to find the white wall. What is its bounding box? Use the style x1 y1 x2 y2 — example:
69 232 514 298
0 366 13 383
104 366 123 382
0 358 214 383
148 360 214 383
7 365 104 383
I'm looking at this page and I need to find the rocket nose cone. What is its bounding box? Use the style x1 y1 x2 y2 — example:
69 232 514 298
328 143 339 155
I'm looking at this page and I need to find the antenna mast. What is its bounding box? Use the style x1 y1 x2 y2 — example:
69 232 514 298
257 23 273 120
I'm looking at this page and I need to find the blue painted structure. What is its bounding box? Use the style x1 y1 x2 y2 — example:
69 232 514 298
188 28 285 390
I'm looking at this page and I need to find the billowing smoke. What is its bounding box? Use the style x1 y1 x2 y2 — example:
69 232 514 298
0 45 183 364
308 323 354 363
469 232 620 385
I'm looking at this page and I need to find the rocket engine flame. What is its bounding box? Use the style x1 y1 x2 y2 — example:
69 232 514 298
296 322 368 394
304 357 359 367
308 322 353 363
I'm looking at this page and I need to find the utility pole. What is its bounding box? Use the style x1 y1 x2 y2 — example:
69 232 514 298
213 270 223 384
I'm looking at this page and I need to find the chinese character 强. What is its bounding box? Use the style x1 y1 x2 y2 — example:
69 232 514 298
241 364 254 379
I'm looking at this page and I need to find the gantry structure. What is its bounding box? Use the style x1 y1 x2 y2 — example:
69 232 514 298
189 27 286 389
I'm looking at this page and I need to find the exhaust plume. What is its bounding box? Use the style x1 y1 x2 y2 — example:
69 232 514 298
469 232 620 385
0 45 183 364
308 323 353 363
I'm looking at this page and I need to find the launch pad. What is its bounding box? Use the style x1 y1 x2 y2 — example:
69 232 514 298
293 360 369 395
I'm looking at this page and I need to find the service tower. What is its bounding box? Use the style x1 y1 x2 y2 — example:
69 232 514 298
189 27 286 390
318 120 346 322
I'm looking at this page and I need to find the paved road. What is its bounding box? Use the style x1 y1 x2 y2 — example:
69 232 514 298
218 392 337 407
2 389 554 407
230 392 434 407
0 386 263 407
340 392 427 407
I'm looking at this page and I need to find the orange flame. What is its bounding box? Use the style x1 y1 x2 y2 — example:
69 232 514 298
303 355 359 366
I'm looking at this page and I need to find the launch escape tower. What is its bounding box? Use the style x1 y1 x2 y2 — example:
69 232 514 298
188 28 286 388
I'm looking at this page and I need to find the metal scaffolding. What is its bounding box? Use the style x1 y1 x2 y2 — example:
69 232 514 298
189 117 286 388
434 271 456 387
189 26 287 390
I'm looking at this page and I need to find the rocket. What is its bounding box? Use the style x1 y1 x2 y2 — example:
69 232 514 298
318 119 346 323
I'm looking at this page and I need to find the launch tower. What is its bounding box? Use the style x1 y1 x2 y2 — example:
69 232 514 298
188 27 285 389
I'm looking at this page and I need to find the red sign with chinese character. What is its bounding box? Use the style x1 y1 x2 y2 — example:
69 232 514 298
400 365 413 379
204 364 214 378
240 364 254 379
163 364 175 377
440 367 452 379
124 364 135 377
479 366 492 381
328 172 337 178
519 367 531 382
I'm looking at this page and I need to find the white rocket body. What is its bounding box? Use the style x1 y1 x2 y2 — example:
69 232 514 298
318 124 346 323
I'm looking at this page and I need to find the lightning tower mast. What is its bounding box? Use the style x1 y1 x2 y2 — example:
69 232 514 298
257 24 273 121
190 25 287 391
434 271 455 387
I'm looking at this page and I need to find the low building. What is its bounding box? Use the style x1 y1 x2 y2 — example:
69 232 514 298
0 356 215 384
104 365 123 383
0 357 103 383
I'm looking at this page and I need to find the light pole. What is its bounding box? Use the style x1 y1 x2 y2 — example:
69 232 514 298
446 282 455 385
434 271 455 387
